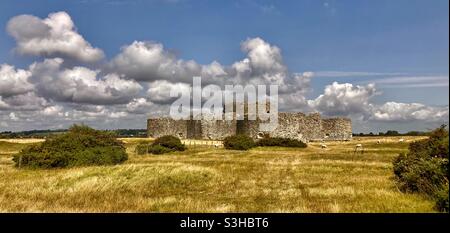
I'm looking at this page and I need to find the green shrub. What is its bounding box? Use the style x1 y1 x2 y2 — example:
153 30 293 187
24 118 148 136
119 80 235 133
223 134 255 150
135 136 185 155
393 125 449 212
135 143 149 155
257 137 307 148
12 124 127 169
153 135 186 151
435 185 449 212
148 144 174 154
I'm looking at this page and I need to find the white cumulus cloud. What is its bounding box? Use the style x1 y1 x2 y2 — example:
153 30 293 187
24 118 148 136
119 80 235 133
0 92 48 111
146 80 191 104
0 97 9 109
308 82 377 117
110 41 203 82
29 58 143 105
371 102 449 122
126 98 154 114
0 64 33 97
7 11 104 63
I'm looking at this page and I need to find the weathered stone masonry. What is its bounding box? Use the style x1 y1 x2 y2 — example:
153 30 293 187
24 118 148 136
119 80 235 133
148 112 352 142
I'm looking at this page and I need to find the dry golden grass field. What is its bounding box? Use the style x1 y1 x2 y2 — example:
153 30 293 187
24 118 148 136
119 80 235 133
0 136 437 213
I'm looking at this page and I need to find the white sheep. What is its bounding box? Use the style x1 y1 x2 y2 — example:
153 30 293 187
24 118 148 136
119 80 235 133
354 144 364 154
399 138 405 143
320 144 327 149
377 140 381 144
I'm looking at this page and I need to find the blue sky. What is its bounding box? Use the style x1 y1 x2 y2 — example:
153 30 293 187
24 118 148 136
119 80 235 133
0 0 448 132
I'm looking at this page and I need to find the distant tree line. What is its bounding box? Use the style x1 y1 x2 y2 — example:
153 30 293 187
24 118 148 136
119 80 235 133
0 129 67 138
0 128 147 138
353 130 431 137
111 129 147 137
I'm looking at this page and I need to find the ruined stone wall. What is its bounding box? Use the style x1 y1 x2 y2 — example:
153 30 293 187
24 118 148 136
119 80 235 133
300 113 324 141
187 120 202 139
265 112 324 142
147 118 188 139
238 118 262 139
321 118 352 141
240 113 350 142
147 112 352 141
268 113 305 141
148 118 237 140
200 119 237 140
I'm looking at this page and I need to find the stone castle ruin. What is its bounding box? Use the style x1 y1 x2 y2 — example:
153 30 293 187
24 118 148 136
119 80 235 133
147 103 352 142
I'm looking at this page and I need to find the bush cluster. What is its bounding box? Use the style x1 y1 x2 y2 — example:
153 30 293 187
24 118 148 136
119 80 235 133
393 125 449 212
12 125 128 169
256 137 307 148
224 135 310 151
148 144 174 154
223 135 256 150
135 135 186 155
153 135 186 151
135 143 149 155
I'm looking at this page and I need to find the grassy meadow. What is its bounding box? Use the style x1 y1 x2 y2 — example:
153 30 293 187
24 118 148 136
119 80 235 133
0 136 437 213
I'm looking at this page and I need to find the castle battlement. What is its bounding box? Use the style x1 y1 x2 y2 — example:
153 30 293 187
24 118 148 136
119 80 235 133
147 112 352 142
